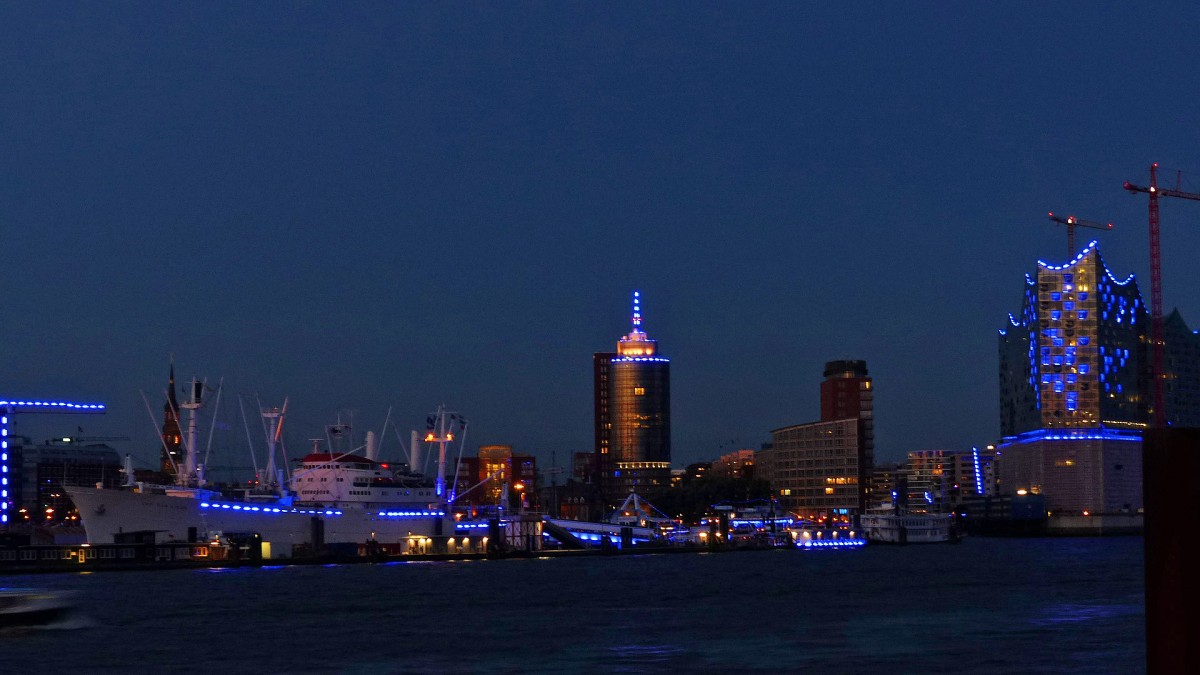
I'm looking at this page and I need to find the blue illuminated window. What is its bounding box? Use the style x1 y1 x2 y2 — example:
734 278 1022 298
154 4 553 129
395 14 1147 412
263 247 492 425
1041 347 1051 356
1079 364 1089 374
1067 374 1077 384
1117 384 1123 394
1053 356 1063 366
1064 301 1075 310
1063 274 1073 284
1078 337 1089 346
1051 292 1062 301
1079 292 1088 301
1053 338 1064 347
1042 374 1052 384
1041 357 1051 366
1051 311 1062 321
1054 382 1064 393
1065 356 1075 365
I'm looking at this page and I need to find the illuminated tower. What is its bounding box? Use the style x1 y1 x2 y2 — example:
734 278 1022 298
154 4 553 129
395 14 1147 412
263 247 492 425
160 360 183 475
594 292 671 502
999 241 1147 435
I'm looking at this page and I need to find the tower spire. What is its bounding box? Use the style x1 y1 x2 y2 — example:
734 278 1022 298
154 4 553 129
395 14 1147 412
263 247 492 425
167 354 178 410
632 291 642 332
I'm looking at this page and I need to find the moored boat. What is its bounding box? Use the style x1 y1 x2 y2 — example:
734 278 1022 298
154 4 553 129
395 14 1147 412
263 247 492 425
65 379 467 558
861 505 955 544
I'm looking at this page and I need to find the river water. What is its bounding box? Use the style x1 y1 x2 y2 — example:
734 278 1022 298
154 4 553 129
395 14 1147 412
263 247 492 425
3 536 1144 674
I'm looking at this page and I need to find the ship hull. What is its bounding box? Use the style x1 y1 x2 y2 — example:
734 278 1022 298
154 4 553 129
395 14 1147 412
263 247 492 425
65 486 451 552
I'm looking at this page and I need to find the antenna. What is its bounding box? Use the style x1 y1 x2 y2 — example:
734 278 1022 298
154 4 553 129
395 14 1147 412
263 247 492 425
632 291 642 331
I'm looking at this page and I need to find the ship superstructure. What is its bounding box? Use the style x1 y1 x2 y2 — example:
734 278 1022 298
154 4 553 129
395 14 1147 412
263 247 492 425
66 378 465 557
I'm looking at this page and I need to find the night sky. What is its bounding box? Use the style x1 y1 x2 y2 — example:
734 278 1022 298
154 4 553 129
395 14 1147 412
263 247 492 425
3 3 1200 477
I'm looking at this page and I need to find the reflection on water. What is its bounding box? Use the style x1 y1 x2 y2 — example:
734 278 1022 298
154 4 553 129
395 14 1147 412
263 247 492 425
1 537 1144 673
1032 602 1141 626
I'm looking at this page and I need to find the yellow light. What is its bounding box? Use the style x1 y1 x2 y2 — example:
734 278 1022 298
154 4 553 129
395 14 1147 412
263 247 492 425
1016 489 1028 496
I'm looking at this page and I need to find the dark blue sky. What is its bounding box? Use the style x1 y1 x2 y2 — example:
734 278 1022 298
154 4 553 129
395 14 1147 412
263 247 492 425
3 3 1200 476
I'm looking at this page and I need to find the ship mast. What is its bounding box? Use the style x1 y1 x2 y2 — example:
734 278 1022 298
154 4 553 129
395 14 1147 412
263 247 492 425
179 378 205 486
261 399 287 495
424 406 455 499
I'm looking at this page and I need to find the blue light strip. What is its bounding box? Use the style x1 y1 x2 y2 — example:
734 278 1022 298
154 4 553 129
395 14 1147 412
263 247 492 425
199 502 344 516
1 399 107 524
798 539 867 549
611 357 670 363
0 400 106 410
377 510 445 518
972 447 984 497
1037 240 1098 271
1 412 8 524
455 521 507 531
1001 428 1142 444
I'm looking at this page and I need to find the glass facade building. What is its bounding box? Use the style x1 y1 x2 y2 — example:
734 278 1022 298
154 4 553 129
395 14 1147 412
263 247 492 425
594 292 671 503
991 241 1200 514
1000 241 1148 435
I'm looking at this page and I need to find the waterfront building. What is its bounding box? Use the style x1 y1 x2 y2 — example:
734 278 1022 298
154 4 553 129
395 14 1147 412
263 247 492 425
998 240 1200 433
906 450 949 513
452 445 537 512
939 446 998 502
758 360 875 520
994 241 1195 514
594 292 671 503
6 436 122 524
902 448 998 511
571 451 596 483
996 428 1143 514
712 449 755 479
821 360 874 448
868 462 905 510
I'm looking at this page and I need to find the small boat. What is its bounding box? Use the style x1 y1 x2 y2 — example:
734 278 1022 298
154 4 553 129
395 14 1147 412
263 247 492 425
0 589 77 629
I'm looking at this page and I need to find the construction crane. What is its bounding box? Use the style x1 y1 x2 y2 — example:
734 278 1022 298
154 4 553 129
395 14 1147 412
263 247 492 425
1123 163 1200 427
1047 212 1113 258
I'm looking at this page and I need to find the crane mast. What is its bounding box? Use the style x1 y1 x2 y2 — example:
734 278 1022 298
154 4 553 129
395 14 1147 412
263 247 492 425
1124 163 1200 427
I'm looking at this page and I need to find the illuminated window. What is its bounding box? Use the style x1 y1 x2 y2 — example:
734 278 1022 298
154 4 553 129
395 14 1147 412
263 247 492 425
633 387 645 396
824 487 835 495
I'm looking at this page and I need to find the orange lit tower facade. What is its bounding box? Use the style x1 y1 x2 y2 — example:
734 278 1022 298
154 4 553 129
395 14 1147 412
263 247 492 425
594 292 671 504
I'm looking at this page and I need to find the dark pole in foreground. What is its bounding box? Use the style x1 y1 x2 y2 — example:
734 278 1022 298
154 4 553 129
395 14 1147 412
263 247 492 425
1143 428 1200 673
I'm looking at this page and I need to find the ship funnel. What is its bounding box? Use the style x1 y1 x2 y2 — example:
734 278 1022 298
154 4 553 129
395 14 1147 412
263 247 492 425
122 453 136 487
365 431 378 461
410 430 422 475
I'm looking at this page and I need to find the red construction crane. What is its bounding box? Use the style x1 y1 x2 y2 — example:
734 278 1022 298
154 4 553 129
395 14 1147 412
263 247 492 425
1047 212 1113 258
1123 163 1200 427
